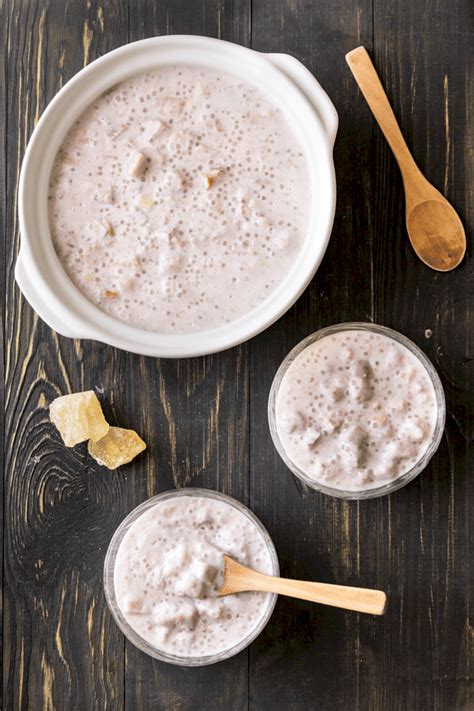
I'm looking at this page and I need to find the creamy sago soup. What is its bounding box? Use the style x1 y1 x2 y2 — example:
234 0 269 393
113 495 274 658
48 66 310 333
275 329 438 492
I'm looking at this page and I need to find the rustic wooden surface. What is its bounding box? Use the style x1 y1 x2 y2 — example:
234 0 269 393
2 1 472 709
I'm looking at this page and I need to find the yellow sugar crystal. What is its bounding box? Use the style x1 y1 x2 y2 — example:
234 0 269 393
88 426 146 469
50 391 109 447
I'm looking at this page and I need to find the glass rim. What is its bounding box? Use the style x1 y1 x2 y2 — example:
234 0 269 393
268 321 446 500
103 487 279 666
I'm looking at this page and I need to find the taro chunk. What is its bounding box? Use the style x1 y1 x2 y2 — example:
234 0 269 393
50 390 109 447
174 560 220 599
88 426 146 469
129 151 147 177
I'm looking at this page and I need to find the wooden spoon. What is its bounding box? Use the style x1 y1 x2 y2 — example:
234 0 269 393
346 46 466 272
219 556 387 615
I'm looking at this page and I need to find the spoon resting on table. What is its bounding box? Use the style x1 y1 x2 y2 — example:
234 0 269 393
346 46 466 272
219 556 387 615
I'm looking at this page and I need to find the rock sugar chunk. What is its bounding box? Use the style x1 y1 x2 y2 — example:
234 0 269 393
50 390 109 447
88 426 146 469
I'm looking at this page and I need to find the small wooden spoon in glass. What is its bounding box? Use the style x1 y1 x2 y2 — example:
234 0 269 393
219 556 387 615
346 46 466 272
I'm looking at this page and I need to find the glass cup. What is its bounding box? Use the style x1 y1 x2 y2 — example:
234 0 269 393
268 322 446 500
104 488 279 665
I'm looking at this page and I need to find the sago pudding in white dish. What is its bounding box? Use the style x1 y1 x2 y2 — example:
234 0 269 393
106 491 277 663
48 65 310 334
270 324 444 497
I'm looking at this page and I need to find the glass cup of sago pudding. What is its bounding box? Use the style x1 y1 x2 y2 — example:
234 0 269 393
268 322 445 499
104 488 279 665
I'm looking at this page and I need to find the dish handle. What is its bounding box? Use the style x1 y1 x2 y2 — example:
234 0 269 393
15 251 86 340
266 53 338 147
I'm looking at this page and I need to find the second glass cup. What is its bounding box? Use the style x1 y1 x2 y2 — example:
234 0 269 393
268 322 446 500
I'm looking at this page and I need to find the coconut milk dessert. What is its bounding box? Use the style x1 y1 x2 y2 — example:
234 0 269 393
113 495 274 658
275 329 438 492
49 66 310 334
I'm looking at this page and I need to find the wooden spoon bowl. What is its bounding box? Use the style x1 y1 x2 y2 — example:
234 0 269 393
406 200 466 271
346 46 466 272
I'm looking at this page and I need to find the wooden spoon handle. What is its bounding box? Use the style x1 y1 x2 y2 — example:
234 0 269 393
345 46 421 193
222 560 387 615
247 573 386 615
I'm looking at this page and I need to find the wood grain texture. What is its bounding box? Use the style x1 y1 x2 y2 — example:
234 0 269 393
4 1 129 709
2 1 472 710
248 1 376 708
1 0 5 691
368 2 472 708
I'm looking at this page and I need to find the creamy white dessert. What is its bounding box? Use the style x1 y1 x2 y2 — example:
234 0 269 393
275 329 438 491
48 65 310 334
113 495 274 658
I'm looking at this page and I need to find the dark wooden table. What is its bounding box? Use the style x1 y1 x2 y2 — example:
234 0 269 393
2 1 472 709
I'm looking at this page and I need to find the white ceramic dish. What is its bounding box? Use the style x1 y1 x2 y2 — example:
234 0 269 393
104 488 279 666
16 35 338 357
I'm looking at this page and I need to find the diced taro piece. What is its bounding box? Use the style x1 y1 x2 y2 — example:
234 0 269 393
50 390 109 447
194 503 213 526
159 97 185 115
319 415 341 436
349 359 374 402
160 544 189 579
88 426 146 469
346 425 370 468
401 420 425 442
94 187 115 204
301 426 321 447
385 347 404 369
329 377 346 403
280 409 307 434
122 595 151 615
158 250 182 276
193 81 208 97
143 120 166 145
195 599 226 620
129 151 148 177
175 603 199 630
153 602 198 631
174 560 220 599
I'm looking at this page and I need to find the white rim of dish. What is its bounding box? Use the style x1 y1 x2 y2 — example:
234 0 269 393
17 35 338 357
103 488 280 666
268 322 446 500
